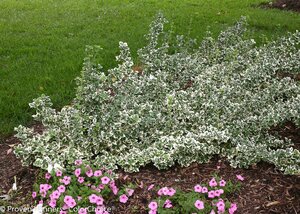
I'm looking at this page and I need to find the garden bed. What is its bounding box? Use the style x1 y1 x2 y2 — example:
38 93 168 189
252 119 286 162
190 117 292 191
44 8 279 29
262 0 300 12
0 122 299 213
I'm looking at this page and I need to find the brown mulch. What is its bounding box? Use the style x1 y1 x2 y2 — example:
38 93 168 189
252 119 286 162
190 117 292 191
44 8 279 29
0 122 299 213
261 0 300 12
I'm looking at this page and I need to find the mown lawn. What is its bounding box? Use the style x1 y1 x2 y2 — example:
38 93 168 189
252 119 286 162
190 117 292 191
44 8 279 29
0 0 299 136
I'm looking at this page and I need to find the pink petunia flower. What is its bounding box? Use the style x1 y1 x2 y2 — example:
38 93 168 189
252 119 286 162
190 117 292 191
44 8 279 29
32 192 37 199
194 184 202 193
56 170 62 177
214 190 222 197
94 170 102 177
62 176 71 185
216 201 225 212
195 200 204 210
208 190 215 198
45 172 51 180
167 188 176 196
48 200 56 208
163 199 173 208
78 208 88 214
201 186 208 193
209 178 218 187
149 210 157 214
58 185 66 193
59 211 67 214
86 168 93 177
229 203 238 214
148 201 158 210
236 174 244 181
64 195 74 206
74 159 82 166
50 190 61 200
78 176 85 183
126 188 135 196
75 168 81 177
89 194 99 204
96 196 104 206
101 176 110 184
219 180 226 186
119 194 128 203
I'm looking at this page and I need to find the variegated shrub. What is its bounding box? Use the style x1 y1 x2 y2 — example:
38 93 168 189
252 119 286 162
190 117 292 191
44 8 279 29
14 14 300 174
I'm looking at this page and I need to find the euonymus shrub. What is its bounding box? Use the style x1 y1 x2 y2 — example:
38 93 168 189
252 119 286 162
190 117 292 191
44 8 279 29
14 14 300 174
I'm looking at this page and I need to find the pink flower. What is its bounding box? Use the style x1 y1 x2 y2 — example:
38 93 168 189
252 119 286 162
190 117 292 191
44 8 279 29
195 200 204 210
38 200 43 204
210 210 216 214
94 170 102 177
209 178 217 187
62 176 71 185
86 168 93 177
194 184 202 193
68 200 76 208
236 174 244 181
78 196 82 201
163 199 173 208
167 188 176 196
96 196 104 206
75 168 81 177
60 211 67 214
216 201 225 212
148 201 158 210
98 184 105 189
89 194 99 204
157 188 163 196
32 192 37 199
40 184 52 193
208 190 215 198
126 188 134 196
64 195 76 208
78 208 88 214
50 190 61 200
62 204 69 210
201 187 208 193
214 190 222 197
101 176 110 184
162 187 169 195
229 203 238 214
219 180 226 186
119 194 128 203
75 159 82 166
48 200 56 208
45 172 51 180
56 170 62 177
58 185 66 193
78 176 85 183
147 184 155 190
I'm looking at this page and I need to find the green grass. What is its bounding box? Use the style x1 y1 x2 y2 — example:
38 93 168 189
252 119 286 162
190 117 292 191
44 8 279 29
0 0 299 137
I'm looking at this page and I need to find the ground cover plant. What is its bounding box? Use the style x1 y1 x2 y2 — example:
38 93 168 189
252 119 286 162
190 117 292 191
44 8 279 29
1 0 300 137
13 14 300 176
31 160 241 214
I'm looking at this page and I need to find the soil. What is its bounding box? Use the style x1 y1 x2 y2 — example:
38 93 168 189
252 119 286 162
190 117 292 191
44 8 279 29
0 122 299 213
261 0 300 12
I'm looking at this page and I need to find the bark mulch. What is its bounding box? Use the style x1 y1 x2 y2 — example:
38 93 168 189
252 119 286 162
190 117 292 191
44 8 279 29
0 122 299 213
261 0 300 12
